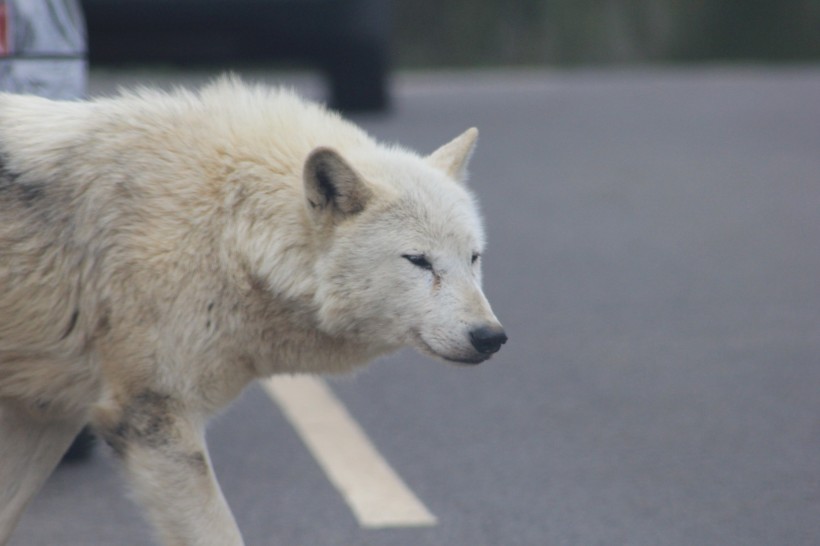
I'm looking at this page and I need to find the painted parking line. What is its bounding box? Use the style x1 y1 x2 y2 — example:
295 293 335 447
261 376 437 529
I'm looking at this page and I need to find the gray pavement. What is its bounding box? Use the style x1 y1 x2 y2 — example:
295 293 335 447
10 66 820 545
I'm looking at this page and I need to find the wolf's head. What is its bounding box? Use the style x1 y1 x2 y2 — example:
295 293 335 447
305 128 506 364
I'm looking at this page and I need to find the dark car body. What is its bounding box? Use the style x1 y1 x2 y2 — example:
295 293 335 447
80 0 391 111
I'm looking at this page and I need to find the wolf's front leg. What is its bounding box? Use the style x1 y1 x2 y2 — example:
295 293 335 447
0 402 86 546
95 394 243 546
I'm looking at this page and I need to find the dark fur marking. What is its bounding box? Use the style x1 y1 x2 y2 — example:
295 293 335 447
104 423 128 457
95 308 112 337
205 301 215 331
61 309 80 340
18 182 44 204
101 391 178 457
0 155 45 206
0 152 18 185
186 451 208 475
315 166 338 204
0 165 20 195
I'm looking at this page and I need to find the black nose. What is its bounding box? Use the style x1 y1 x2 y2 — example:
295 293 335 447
469 326 508 355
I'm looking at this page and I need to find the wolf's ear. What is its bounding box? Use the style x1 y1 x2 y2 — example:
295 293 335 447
304 147 372 218
427 127 479 184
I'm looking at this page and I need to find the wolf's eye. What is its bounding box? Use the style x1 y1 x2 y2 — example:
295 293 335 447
402 254 433 271
471 252 481 265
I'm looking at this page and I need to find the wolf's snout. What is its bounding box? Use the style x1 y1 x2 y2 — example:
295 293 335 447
469 325 508 355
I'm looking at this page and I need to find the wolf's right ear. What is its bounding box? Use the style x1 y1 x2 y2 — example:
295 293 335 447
304 147 372 219
427 127 479 184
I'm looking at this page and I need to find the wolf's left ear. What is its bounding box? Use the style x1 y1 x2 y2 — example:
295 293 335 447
427 127 479 184
304 147 372 219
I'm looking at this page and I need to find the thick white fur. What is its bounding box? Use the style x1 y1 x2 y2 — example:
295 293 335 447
0 77 503 545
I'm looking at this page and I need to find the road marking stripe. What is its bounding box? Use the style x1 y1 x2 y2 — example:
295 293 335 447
262 376 437 528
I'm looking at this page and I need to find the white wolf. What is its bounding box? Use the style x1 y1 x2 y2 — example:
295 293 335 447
0 77 506 545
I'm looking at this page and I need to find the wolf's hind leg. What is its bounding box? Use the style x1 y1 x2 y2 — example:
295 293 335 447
0 401 86 545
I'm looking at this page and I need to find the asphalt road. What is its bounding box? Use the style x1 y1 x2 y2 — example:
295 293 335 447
10 66 820 546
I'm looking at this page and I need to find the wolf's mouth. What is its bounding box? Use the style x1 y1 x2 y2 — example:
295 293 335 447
412 331 489 365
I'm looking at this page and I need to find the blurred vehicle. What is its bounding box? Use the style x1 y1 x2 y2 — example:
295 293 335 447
80 0 392 112
0 0 87 97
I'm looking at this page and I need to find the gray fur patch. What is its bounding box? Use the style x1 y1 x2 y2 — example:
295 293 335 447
95 308 112 337
101 391 178 457
186 451 208 475
0 154 45 206
0 155 20 192
17 182 44 204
